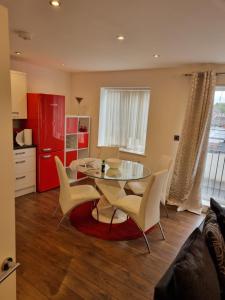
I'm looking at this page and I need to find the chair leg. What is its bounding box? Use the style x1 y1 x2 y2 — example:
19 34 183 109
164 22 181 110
158 222 166 240
52 203 60 217
142 231 151 254
109 209 117 232
57 214 67 230
136 224 150 253
164 204 169 218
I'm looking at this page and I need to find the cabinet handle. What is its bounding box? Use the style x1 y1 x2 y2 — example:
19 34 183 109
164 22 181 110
42 148 52 152
12 112 19 115
16 176 26 180
15 152 25 155
42 155 51 159
16 160 26 164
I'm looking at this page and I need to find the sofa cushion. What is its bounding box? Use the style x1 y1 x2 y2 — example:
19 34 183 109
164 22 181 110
203 208 225 298
154 228 220 300
210 198 225 239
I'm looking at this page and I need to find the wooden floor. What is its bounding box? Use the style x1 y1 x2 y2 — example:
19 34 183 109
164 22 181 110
16 180 205 300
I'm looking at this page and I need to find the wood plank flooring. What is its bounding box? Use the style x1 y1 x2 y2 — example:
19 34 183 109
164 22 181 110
16 180 205 300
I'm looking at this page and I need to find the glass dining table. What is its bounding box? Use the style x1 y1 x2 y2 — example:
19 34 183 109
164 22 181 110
71 159 151 224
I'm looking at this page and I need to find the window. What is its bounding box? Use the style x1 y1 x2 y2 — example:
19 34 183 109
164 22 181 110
98 87 150 155
202 86 225 206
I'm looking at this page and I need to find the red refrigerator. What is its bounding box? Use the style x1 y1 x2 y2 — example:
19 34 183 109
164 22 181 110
26 93 65 192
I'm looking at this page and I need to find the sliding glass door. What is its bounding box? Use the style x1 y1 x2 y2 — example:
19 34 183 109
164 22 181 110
202 87 225 205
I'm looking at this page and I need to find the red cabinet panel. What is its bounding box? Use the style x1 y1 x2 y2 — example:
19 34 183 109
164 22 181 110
66 118 78 134
66 151 77 167
39 95 65 153
38 150 64 192
26 93 40 146
78 133 88 149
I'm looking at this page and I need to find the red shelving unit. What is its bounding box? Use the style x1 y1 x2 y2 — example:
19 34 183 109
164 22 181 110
66 117 78 134
78 132 89 149
64 115 90 182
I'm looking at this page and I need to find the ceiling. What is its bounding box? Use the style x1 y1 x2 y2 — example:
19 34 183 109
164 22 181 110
1 0 225 72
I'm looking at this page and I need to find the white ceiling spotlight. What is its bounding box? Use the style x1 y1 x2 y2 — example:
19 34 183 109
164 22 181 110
15 51 21 55
153 54 160 58
117 35 125 41
49 0 61 7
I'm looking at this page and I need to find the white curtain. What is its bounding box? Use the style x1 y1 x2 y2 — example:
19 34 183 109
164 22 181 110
98 88 150 154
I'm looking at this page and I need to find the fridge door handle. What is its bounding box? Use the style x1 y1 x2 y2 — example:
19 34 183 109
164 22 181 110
42 155 52 159
42 148 52 152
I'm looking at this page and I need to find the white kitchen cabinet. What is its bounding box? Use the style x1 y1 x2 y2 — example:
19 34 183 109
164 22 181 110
10 70 27 119
14 147 36 197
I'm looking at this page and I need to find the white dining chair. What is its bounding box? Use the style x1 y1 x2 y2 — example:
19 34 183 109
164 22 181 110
54 156 101 228
109 170 168 253
127 155 173 217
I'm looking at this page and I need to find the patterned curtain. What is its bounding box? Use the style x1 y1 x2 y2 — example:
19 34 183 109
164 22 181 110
169 71 216 214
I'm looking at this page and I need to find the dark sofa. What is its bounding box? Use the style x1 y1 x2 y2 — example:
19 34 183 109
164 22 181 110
154 198 225 300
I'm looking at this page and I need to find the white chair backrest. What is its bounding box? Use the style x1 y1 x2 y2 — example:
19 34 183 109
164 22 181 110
158 155 173 205
98 147 119 160
55 156 72 214
138 170 168 231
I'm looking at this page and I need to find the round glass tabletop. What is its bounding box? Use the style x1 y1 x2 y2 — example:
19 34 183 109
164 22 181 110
76 159 151 181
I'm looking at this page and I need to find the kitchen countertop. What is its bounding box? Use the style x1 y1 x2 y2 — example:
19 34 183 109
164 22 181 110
13 144 36 150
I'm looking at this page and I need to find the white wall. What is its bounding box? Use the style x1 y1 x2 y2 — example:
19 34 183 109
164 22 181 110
11 60 72 113
11 58 225 172
70 65 194 170
0 5 16 300
70 64 225 171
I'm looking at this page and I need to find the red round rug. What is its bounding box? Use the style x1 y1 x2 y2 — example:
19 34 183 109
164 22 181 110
69 201 153 241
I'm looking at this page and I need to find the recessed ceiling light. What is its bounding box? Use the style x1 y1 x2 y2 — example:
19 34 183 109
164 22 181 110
49 0 61 7
117 35 125 41
15 51 21 55
153 54 160 58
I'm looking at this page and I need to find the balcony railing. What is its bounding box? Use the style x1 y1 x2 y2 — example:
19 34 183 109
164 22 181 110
202 138 225 205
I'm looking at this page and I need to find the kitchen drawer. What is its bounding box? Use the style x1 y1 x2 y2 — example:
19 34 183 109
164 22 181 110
15 171 36 191
14 148 36 159
14 156 35 174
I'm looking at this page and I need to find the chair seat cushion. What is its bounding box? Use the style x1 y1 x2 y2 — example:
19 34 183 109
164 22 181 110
114 195 142 215
71 185 100 202
154 228 221 300
127 181 147 195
